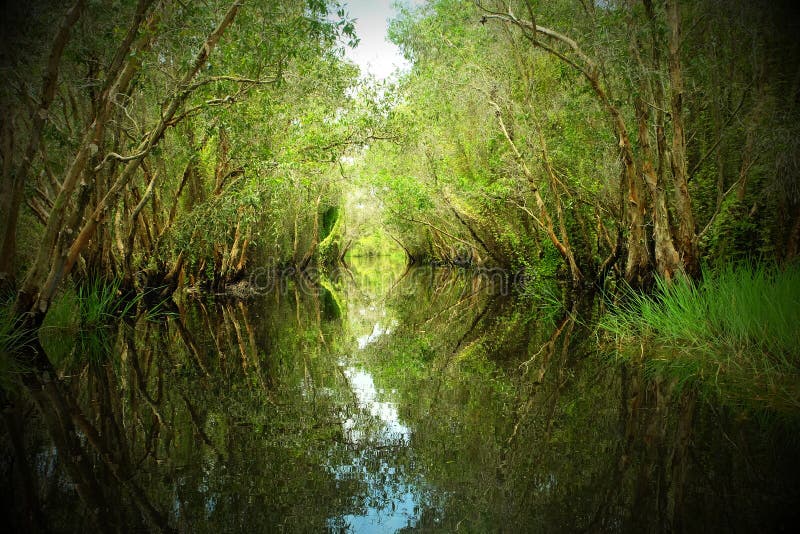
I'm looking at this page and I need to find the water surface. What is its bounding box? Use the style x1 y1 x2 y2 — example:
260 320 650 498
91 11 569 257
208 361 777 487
2 255 799 532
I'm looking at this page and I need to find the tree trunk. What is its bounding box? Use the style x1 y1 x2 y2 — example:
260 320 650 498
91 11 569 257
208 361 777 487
622 143 653 289
14 0 160 320
299 195 321 270
666 0 699 278
0 0 86 291
479 8 656 286
13 0 241 322
536 128 584 286
784 201 800 262
0 109 18 291
635 94 681 281
490 99 583 284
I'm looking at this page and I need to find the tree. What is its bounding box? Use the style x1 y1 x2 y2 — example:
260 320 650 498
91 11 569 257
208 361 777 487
1 0 358 327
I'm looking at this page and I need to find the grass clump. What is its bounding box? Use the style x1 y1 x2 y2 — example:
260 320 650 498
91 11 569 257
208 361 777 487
0 301 32 392
77 277 139 327
602 263 800 412
40 278 144 365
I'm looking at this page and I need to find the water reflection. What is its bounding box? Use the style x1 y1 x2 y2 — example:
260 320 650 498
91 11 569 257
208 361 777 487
340 368 410 445
332 253 420 531
356 322 395 350
2 256 799 532
333 367 418 532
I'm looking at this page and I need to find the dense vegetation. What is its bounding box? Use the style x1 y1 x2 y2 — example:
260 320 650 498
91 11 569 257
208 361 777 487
373 0 799 284
1 0 797 310
363 0 799 411
603 263 800 412
1 1 799 530
0 0 372 325
0 0 796 392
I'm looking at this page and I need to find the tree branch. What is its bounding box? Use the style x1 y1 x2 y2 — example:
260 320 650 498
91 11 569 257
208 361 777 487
689 87 749 180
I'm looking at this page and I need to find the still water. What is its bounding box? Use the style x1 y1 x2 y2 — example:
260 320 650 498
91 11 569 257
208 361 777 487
2 255 799 532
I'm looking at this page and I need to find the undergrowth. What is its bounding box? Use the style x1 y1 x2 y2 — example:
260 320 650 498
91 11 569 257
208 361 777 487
601 262 800 412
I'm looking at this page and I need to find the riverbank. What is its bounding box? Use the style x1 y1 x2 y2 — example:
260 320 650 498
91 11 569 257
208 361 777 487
601 263 800 413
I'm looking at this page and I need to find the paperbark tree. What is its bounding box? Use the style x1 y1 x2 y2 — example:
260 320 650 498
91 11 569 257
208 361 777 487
13 0 242 325
665 0 700 277
477 3 657 286
0 0 86 292
476 0 703 284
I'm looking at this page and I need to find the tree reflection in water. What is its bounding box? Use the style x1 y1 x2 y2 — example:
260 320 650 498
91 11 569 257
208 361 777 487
2 256 799 532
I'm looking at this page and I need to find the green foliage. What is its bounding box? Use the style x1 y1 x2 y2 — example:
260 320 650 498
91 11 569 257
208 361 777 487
38 288 79 365
6 0 365 292
319 205 344 263
37 278 156 366
355 0 621 274
320 206 339 241
76 278 133 328
347 229 404 259
0 303 30 392
602 263 800 411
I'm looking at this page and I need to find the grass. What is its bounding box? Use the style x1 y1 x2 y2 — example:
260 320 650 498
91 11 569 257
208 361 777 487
0 300 32 392
40 278 162 366
77 277 141 327
601 262 800 412
3 279 173 385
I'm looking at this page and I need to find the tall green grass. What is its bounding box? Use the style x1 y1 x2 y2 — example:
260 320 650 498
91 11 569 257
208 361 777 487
40 278 143 365
0 301 31 392
77 278 141 327
602 263 800 412
3 280 172 384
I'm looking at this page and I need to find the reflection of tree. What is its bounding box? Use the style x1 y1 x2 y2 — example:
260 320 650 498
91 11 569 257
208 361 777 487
4 266 798 531
2 284 368 531
361 278 800 532
12 334 173 531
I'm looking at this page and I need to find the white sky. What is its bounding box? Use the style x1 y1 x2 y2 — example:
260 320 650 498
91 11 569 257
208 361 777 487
340 0 421 80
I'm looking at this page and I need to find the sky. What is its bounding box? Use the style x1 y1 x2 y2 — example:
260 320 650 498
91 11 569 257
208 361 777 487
339 0 419 80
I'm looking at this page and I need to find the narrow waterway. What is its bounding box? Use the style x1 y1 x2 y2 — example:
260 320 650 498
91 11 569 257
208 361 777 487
2 255 799 532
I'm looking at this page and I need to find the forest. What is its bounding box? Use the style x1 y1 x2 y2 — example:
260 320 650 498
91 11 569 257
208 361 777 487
1 0 799 531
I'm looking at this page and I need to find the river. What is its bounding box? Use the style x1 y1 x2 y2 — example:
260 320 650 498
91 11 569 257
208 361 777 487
2 255 798 532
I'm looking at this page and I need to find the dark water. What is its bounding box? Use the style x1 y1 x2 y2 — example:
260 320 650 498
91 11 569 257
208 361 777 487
2 255 799 532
